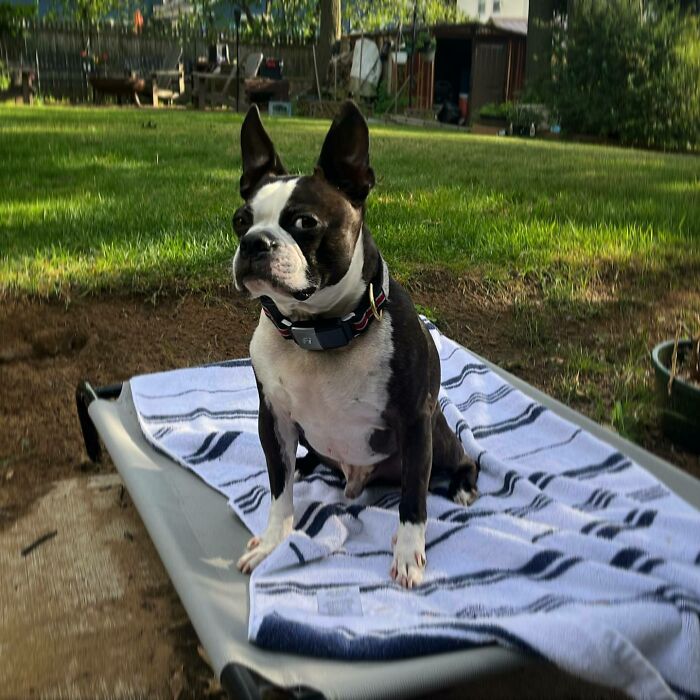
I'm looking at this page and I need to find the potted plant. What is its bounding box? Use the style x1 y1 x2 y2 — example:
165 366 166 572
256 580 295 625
651 327 700 453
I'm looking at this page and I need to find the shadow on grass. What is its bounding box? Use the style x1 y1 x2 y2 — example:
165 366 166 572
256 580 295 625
1 105 699 293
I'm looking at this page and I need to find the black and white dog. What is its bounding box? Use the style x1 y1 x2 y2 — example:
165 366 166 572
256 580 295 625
232 101 478 587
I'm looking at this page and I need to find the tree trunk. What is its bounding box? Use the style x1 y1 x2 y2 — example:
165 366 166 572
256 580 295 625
316 0 341 92
525 0 565 98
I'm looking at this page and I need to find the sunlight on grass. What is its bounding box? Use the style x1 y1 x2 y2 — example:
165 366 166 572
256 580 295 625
1 104 699 296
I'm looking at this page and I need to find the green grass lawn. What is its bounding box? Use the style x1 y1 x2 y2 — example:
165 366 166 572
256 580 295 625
1 104 699 296
1 104 700 467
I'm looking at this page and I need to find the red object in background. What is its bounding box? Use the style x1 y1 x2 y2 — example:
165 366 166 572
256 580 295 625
458 93 469 121
134 9 144 33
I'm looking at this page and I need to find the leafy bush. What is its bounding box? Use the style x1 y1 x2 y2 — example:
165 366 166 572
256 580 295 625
0 60 9 92
549 0 700 151
479 101 512 120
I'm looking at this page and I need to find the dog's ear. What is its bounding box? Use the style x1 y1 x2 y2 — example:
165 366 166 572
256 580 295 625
316 100 375 203
240 105 287 200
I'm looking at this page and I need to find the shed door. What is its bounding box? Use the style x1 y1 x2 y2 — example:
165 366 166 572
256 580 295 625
471 42 507 118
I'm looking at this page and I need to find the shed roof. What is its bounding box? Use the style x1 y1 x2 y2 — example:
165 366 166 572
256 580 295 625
489 18 528 36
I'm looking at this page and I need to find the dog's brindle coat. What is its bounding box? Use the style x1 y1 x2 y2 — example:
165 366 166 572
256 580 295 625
232 101 478 587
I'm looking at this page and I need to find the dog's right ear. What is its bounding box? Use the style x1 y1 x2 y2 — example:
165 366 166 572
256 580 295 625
240 105 287 200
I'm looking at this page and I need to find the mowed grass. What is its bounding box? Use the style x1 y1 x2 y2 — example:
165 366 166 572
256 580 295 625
1 104 699 296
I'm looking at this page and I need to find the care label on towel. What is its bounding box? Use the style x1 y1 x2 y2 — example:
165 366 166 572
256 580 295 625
317 586 363 617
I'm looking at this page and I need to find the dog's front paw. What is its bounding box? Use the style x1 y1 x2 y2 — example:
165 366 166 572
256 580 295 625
237 517 292 574
236 535 278 574
390 522 426 589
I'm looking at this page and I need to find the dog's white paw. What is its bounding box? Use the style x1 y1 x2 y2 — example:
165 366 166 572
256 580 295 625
236 513 293 574
236 538 277 574
454 487 479 507
390 522 426 589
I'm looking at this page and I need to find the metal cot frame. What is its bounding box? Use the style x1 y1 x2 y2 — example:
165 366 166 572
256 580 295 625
74 354 700 700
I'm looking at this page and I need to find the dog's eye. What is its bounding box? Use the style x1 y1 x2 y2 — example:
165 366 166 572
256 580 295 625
293 215 319 231
232 210 252 236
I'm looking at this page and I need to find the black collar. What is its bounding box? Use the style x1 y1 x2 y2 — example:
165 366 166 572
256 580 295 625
259 258 387 351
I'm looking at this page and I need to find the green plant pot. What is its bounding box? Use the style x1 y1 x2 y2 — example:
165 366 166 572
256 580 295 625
651 340 700 453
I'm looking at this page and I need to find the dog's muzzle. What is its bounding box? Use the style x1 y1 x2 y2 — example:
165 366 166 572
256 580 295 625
239 230 277 260
235 230 317 299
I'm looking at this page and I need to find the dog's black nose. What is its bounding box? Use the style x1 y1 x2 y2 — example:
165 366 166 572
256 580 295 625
239 230 277 259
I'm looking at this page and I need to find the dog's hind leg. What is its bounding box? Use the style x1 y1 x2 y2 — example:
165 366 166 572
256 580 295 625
431 407 479 506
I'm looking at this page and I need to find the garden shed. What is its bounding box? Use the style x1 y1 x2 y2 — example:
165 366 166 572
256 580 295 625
353 18 526 120
433 18 527 120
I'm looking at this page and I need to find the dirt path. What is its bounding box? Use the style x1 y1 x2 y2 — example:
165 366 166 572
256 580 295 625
1 274 698 698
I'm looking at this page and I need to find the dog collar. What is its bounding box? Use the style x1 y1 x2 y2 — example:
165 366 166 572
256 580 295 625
259 260 387 351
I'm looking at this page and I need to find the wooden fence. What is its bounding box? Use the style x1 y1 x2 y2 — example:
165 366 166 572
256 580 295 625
0 22 315 102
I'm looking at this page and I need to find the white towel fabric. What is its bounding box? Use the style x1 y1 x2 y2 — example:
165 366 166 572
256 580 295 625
130 322 700 699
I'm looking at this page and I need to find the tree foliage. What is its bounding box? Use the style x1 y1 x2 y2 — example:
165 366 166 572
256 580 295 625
345 0 468 33
49 0 121 26
549 0 700 150
0 1 37 36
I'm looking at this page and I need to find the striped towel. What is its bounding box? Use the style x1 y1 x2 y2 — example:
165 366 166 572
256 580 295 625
130 322 700 699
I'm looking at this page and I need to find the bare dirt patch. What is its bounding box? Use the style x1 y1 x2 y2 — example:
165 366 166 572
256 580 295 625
1 272 698 697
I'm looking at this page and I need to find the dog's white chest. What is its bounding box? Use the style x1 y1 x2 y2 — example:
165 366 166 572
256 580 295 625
251 312 394 466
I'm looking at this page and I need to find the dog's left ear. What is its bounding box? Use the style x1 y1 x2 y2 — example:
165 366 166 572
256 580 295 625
316 100 375 203
240 105 287 200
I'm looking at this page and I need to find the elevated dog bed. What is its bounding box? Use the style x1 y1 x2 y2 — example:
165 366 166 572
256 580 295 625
75 326 700 700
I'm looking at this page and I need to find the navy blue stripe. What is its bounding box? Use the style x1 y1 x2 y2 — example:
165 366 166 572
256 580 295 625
456 385 514 412
626 484 670 502
488 470 521 498
505 428 582 461
472 405 547 440
258 549 579 599
301 472 346 489
190 431 241 464
439 345 462 363
470 403 538 435
141 407 258 423
637 558 665 574
695 551 700 566
241 488 268 514
185 431 217 460
530 452 631 491
595 510 658 540
624 508 639 524
610 548 646 570
289 542 305 564
372 492 402 509
295 501 323 531
255 612 544 661
135 386 255 400
153 426 173 439
218 468 266 488
539 557 582 580
235 484 266 507
304 503 366 538
531 528 556 543
567 452 630 481
581 520 603 535
441 363 490 389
